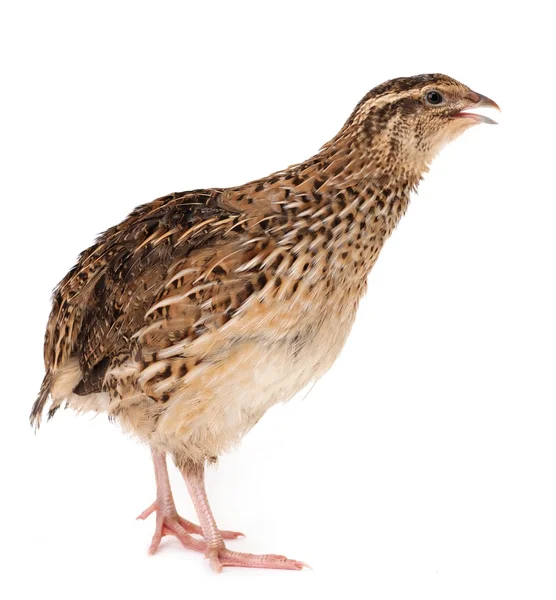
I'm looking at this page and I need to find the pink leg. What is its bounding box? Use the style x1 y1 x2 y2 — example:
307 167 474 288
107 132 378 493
137 449 243 554
182 463 306 572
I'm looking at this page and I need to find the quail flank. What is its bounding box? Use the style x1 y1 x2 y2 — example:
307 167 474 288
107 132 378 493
31 74 499 572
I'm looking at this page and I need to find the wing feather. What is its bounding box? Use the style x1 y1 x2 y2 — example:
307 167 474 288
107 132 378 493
43 190 236 375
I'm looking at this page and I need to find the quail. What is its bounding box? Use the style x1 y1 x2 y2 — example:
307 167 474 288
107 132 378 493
31 73 499 572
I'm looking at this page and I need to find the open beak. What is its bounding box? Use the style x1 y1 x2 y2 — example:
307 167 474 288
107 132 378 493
453 91 501 125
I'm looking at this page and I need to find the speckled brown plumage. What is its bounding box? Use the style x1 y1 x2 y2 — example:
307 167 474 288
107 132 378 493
31 73 498 571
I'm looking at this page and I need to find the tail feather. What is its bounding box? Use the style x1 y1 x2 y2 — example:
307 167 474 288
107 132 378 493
30 371 54 430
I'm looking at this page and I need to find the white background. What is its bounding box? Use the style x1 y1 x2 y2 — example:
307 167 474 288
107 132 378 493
1 1 554 598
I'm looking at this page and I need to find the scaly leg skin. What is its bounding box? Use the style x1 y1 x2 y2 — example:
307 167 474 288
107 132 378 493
183 462 307 572
138 449 243 554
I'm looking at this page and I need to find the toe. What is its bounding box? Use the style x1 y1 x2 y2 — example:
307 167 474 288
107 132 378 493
207 549 223 573
220 529 245 540
217 549 306 570
137 501 157 520
175 516 244 539
147 525 163 555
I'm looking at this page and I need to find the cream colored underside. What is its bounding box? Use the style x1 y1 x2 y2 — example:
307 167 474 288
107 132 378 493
53 296 358 463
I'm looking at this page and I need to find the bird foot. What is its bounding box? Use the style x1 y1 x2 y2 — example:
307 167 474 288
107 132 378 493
206 547 307 573
137 501 243 554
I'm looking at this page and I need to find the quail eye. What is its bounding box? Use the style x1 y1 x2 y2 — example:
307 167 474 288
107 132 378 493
426 90 444 105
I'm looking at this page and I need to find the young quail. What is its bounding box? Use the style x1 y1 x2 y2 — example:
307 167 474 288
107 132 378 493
31 73 499 572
